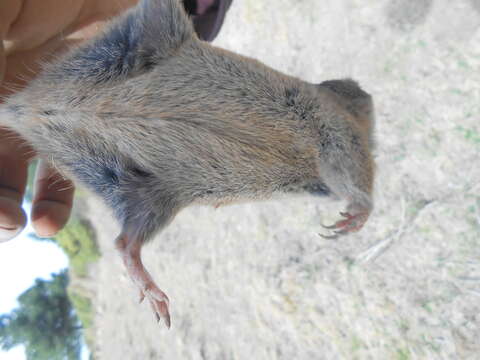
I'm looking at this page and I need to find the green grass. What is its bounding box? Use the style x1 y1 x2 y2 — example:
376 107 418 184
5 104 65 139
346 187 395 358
68 290 94 329
68 287 96 356
54 219 100 278
455 125 480 145
396 348 411 360
54 217 100 355
350 335 365 352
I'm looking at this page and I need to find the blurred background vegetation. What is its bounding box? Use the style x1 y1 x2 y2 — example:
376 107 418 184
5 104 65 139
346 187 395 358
0 161 100 360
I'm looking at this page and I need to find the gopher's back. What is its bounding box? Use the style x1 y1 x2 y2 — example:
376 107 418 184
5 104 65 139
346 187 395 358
0 0 374 239
0 1 376 326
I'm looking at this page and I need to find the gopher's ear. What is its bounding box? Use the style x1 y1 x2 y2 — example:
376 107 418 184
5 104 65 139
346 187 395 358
52 0 195 83
137 0 195 57
317 79 375 147
318 79 372 118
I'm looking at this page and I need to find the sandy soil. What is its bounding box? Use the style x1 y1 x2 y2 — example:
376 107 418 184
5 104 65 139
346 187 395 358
85 0 480 359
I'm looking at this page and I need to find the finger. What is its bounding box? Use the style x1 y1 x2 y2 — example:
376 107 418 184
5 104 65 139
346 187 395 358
1 40 5 83
31 160 74 238
0 129 30 241
1 38 64 98
0 189 27 242
5 0 83 53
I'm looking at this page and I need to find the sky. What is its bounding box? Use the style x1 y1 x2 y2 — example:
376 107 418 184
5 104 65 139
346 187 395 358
0 204 70 360
0 224 69 314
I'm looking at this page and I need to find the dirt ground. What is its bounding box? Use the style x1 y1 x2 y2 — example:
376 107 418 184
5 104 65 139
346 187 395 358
85 0 480 359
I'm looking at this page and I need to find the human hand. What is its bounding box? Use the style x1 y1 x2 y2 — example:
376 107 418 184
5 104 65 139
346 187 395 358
0 0 139 241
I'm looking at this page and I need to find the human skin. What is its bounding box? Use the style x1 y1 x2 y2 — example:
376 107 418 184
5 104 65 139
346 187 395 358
0 0 139 240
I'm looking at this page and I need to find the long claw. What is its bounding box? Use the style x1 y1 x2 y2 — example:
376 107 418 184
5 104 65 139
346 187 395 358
163 308 171 329
321 217 352 230
321 222 339 230
154 300 170 328
319 233 338 239
117 232 172 328
148 297 169 326
146 290 171 328
148 299 159 319
319 228 350 239
320 211 369 238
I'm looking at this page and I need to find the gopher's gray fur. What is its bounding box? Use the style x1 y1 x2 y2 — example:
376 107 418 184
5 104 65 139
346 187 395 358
0 0 375 326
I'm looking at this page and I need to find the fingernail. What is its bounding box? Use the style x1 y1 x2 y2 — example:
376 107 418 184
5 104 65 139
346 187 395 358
0 196 27 242
0 224 25 241
36 230 57 238
31 200 71 238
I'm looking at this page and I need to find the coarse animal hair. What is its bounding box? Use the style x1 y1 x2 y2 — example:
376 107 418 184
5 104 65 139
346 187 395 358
0 0 376 326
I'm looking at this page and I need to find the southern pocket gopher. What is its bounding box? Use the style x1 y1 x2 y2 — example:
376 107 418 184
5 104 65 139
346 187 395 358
0 0 375 327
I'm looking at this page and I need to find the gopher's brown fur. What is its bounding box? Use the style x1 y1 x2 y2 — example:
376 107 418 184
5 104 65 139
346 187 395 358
0 0 375 326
